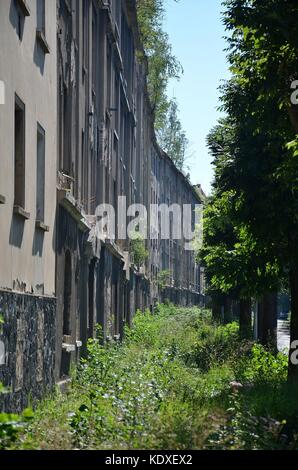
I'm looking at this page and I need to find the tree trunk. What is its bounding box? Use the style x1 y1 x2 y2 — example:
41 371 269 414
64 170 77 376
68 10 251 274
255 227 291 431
232 300 240 320
239 298 252 339
257 292 277 350
288 270 298 381
223 296 233 324
288 105 298 134
211 297 222 322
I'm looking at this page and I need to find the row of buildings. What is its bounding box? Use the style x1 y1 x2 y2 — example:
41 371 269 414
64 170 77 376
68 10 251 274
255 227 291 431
0 0 205 412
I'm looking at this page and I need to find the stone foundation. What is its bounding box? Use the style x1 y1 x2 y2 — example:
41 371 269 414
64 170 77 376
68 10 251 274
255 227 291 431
0 290 56 412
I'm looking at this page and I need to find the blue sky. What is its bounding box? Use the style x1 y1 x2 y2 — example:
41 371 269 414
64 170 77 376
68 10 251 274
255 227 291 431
164 0 230 194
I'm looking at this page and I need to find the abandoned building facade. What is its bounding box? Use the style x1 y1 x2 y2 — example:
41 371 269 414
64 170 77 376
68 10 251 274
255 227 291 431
0 0 205 412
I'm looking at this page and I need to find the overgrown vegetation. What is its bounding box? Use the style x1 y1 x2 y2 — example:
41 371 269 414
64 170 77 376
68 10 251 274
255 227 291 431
3 305 298 450
129 230 149 270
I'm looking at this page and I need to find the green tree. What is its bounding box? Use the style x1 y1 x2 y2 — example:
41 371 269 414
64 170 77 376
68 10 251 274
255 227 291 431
129 231 149 270
200 120 282 339
218 0 298 376
157 98 189 171
136 0 182 131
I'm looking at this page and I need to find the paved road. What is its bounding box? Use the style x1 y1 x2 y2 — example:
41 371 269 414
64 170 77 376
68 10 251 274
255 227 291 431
277 319 290 352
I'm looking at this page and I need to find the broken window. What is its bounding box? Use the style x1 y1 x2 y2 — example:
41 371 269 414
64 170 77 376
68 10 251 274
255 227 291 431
36 123 45 222
14 95 25 208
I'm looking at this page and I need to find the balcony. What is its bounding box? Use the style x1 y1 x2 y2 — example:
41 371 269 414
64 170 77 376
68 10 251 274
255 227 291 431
57 171 74 193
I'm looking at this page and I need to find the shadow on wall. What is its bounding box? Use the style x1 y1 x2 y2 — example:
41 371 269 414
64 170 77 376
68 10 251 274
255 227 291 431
32 229 44 256
9 0 46 74
33 40 45 75
9 0 25 41
9 214 25 248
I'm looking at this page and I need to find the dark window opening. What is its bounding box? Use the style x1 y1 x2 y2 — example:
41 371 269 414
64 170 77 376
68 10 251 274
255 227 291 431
17 10 22 39
63 251 72 337
14 95 25 208
82 0 88 73
112 281 118 336
63 86 71 175
14 0 29 40
37 0 45 35
60 250 72 378
36 123 45 222
92 7 97 90
88 261 95 339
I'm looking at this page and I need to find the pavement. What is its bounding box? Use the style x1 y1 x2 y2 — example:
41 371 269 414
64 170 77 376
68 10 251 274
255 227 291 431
277 319 290 353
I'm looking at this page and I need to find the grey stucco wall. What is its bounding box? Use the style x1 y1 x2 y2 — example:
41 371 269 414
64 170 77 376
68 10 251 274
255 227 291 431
0 0 57 296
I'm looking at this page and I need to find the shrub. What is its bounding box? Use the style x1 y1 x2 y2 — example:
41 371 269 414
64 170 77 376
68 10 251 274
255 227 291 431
186 322 240 371
234 344 288 385
0 408 34 449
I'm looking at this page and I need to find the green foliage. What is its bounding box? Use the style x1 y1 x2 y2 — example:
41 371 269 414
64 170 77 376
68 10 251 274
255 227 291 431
136 0 182 130
8 304 298 450
200 120 282 300
219 0 298 270
0 408 33 450
157 98 189 171
235 344 288 385
187 322 240 372
207 392 290 450
156 269 171 289
69 306 234 449
199 0 298 335
129 231 149 269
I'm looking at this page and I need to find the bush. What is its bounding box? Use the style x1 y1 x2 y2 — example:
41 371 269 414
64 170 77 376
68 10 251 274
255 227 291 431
0 408 34 449
206 392 291 450
186 322 240 371
234 344 288 385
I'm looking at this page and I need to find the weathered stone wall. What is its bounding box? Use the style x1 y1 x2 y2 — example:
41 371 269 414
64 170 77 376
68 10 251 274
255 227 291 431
0 290 56 413
160 288 204 308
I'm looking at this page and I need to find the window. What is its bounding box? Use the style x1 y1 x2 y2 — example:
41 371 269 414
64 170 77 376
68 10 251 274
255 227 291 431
14 95 25 208
15 0 30 40
82 0 88 73
36 124 45 222
36 0 45 35
63 251 72 337
63 86 70 174
36 0 50 53
92 6 97 91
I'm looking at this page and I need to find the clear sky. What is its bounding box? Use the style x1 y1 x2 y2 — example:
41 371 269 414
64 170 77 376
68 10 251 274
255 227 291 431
164 0 230 195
